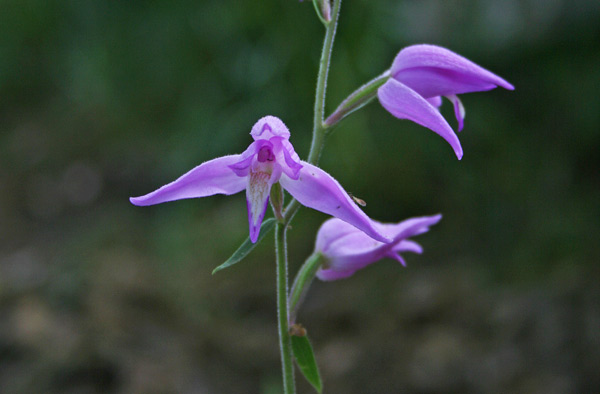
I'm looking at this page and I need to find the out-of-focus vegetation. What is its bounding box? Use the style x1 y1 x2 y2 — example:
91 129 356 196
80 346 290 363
0 0 598 393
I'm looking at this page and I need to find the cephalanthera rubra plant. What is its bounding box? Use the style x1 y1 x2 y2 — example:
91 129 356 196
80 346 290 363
131 1 512 392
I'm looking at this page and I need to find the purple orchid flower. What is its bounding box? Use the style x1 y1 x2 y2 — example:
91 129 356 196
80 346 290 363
378 44 514 159
130 116 391 244
315 214 442 281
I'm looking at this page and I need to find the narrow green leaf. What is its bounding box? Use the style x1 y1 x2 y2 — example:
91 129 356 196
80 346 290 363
291 332 322 393
212 218 277 274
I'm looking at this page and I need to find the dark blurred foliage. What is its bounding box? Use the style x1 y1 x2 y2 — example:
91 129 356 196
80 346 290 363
1 0 599 393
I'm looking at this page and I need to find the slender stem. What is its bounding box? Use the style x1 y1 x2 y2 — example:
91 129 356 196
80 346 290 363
283 0 342 226
283 198 301 225
275 3 342 393
307 0 342 165
288 252 326 324
275 223 295 394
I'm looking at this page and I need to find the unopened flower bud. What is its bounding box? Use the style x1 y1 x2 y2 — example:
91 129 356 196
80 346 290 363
316 0 331 22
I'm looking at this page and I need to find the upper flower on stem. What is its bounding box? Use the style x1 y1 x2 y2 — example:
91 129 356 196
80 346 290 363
315 214 442 281
130 116 391 244
378 44 514 159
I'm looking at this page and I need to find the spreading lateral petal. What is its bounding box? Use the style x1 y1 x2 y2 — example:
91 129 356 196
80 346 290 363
280 162 392 243
130 155 246 206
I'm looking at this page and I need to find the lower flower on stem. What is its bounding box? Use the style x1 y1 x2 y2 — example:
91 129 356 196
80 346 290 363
314 214 442 281
289 214 442 324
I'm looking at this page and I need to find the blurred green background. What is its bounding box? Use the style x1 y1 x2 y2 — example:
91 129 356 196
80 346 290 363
1 0 599 393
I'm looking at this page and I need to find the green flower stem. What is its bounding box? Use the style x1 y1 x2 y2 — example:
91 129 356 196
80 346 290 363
275 2 342 393
307 0 342 165
289 252 326 324
324 71 390 127
282 0 342 226
275 222 295 394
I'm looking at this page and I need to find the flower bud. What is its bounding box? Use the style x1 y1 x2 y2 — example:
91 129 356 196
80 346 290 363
306 0 331 24
315 0 331 22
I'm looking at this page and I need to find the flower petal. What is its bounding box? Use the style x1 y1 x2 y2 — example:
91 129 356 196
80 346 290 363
246 174 270 243
316 267 357 281
378 79 463 159
427 96 442 107
316 215 441 281
446 94 466 131
272 137 303 180
391 44 514 98
280 162 392 243
385 251 407 266
386 240 423 266
385 214 443 244
130 155 246 206
324 229 383 259
280 139 303 179
228 141 261 177
314 218 362 253
250 115 291 140
393 239 423 254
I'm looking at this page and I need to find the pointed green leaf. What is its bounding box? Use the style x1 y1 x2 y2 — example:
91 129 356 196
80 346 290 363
291 332 322 393
212 218 277 275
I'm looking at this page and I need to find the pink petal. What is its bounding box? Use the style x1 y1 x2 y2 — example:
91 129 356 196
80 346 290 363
228 141 260 177
316 267 357 281
130 155 246 206
271 137 303 180
280 139 303 180
446 94 466 131
385 251 407 266
391 44 514 98
378 79 463 159
315 218 363 253
250 115 291 140
316 215 441 281
427 96 443 107
324 230 383 259
338 216 439 270
393 240 423 254
279 162 392 244
386 214 443 244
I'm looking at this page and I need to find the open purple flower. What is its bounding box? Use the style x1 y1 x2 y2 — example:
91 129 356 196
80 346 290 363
130 116 391 244
378 44 514 159
315 214 442 281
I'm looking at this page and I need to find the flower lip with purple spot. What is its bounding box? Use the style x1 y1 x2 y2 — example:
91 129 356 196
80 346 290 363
257 146 275 162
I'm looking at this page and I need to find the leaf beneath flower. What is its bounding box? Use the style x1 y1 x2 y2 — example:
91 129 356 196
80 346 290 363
212 218 277 274
291 331 322 393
